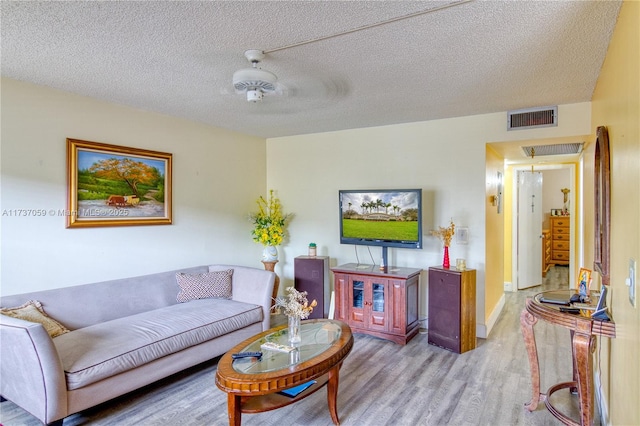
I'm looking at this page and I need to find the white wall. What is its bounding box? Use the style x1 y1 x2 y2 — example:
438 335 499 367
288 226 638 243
0 77 594 331
0 78 267 295
267 103 592 332
541 167 572 229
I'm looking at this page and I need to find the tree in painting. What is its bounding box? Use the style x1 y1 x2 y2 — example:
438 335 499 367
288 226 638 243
89 158 160 198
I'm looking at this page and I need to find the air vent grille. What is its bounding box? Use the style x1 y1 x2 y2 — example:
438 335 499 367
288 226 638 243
521 143 584 157
508 106 558 130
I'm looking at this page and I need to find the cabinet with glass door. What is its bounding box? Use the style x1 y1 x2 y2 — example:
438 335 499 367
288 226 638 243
348 276 388 333
332 263 421 345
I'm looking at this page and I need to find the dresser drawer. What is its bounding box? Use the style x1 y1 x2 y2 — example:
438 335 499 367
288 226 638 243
553 232 570 241
553 226 570 236
552 218 570 227
553 240 570 250
552 250 570 261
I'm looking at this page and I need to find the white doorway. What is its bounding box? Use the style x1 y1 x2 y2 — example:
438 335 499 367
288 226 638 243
510 164 578 292
516 170 543 289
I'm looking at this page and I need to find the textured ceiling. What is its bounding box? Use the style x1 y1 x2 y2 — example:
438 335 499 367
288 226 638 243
1 1 622 140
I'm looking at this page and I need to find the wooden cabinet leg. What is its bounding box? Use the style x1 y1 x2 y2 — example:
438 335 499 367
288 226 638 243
573 328 596 426
327 364 341 425
520 309 542 411
227 393 241 426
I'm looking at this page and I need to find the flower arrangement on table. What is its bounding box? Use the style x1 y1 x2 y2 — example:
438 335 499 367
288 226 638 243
431 219 455 246
250 189 290 247
273 287 317 344
273 287 317 319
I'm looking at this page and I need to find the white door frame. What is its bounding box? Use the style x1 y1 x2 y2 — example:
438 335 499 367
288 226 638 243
510 163 577 291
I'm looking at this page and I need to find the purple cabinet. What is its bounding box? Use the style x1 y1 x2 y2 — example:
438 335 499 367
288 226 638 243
294 256 330 319
428 267 476 353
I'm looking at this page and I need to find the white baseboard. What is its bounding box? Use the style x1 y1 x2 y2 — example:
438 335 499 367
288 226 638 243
476 323 487 338
594 369 611 425
504 281 514 292
482 293 506 338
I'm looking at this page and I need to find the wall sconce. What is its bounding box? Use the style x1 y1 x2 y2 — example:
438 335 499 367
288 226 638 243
489 171 503 212
497 171 503 213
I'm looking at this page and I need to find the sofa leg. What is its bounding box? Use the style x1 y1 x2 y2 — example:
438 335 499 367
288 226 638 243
48 420 64 426
0 395 6 402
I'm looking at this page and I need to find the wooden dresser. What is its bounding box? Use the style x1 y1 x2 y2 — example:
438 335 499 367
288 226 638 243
542 229 551 276
550 216 570 266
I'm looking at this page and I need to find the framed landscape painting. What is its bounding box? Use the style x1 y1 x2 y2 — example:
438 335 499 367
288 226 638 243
66 138 172 228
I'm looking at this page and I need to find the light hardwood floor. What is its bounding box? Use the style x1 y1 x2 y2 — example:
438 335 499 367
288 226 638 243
1 266 601 425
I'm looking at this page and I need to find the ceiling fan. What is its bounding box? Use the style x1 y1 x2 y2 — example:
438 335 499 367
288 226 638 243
230 49 346 105
232 50 278 103
230 0 473 103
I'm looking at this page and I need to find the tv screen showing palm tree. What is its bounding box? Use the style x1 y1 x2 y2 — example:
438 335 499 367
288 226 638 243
339 189 422 249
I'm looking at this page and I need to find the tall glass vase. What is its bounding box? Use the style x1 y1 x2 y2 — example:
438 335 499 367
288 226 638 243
443 246 450 268
288 316 301 344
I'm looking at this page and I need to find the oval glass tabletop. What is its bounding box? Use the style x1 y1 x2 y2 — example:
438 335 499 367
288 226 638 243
232 319 343 374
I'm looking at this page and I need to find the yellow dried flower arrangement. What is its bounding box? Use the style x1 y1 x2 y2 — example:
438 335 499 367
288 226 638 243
431 220 455 246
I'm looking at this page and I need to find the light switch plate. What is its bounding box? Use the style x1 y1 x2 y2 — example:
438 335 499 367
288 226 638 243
628 258 636 308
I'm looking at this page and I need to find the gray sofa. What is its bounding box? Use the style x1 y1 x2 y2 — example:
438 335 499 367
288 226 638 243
0 264 275 425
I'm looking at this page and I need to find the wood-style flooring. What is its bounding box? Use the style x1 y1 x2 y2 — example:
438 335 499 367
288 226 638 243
1 266 601 425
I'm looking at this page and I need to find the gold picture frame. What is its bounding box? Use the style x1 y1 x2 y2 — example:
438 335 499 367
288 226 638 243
577 267 592 297
66 138 172 228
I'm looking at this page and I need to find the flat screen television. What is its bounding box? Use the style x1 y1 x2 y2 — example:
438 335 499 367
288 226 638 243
339 189 423 254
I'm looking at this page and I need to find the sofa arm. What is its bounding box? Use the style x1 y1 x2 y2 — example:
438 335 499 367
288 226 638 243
209 265 275 330
0 315 68 424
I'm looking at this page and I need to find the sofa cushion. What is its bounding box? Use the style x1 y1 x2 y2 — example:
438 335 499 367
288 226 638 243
176 269 233 302
53 298 262 390
0 300 70 338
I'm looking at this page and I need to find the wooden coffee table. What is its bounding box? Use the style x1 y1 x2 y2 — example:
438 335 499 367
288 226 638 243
215 319 353 426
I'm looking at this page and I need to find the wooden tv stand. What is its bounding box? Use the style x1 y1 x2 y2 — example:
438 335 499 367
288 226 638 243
331 263 421 345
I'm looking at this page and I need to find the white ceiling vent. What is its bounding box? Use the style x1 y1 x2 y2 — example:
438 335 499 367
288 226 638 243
521 143 584 157
508 106 558 130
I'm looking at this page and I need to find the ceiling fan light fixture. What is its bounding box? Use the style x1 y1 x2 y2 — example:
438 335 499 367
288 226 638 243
246 89 263 103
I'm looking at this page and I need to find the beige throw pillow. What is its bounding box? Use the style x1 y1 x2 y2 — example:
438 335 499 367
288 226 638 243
0 300 70 338
176 269 233 303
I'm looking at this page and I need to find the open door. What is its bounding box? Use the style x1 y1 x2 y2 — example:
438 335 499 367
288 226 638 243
517 171 543 289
